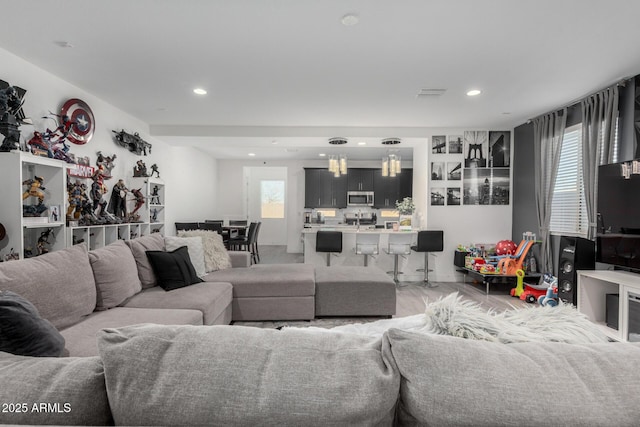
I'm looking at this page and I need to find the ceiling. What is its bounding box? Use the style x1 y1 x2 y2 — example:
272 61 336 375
2 0 640 160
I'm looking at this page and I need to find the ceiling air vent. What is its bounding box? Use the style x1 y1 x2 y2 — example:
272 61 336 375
381 138 401 145
328 137 348 145
416 88 447 99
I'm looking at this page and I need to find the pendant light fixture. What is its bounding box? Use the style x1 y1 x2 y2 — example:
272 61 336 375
328 138 348 176
381 138 402 177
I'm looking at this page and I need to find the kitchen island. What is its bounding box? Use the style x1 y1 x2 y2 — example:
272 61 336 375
302 226 425 282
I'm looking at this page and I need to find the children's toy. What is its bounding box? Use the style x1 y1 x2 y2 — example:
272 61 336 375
538 274 559 307
510 269 525 298
497 239 536 275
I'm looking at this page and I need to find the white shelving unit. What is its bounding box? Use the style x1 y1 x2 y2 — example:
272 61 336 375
0 151 167 258
66 176 164 251
577 269 640 342
0 151 67 260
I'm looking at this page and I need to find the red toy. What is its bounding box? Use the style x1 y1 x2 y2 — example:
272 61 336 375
495 239 517 256
520 283 548 304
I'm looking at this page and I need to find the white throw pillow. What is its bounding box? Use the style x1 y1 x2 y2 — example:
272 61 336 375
177 230 231 272
164 236 206 278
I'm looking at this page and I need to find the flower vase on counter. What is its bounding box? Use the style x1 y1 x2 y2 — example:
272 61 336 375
395 197 415 231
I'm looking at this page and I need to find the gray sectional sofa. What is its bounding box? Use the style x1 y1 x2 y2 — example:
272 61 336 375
0 234 396 356
2 324 640 426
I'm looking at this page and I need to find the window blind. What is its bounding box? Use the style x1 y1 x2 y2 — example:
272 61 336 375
549 125 588 237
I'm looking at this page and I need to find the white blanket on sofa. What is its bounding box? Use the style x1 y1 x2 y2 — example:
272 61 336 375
291 292 610 344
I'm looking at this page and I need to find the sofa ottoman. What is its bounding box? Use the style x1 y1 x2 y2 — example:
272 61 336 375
315 266 396 317
204 264 316 321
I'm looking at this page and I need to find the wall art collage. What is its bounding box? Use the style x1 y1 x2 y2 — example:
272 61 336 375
430 131 511 206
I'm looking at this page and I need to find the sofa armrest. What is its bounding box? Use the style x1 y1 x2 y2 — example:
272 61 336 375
228 251 250 268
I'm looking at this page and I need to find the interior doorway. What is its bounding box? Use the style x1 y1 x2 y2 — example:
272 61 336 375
244 166 287 245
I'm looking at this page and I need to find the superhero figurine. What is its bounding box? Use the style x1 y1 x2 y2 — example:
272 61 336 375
150 163 160 178
128 188 145 222
22 176 46 204
133 160 148 177
108 179 128 219
150 185 161 205
36 228 54 256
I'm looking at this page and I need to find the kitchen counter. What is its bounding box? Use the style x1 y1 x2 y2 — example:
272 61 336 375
301 227 423 281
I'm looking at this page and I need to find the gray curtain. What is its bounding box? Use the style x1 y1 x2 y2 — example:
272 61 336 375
582 86 619 240
533 109 567 273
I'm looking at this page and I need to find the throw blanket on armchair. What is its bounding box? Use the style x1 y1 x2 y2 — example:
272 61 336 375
295 292 610 344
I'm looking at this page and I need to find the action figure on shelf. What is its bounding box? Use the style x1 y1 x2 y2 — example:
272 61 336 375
128 188 145 222
150 208 158 223
36 228 54 256
149 185 161 205
133 160 148 177
22 176 46 204
150 163 160 178
96 151 116 178
108 179 129 219
4 248 19 262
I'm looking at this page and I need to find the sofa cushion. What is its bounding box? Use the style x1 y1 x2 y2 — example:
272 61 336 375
204 264 316 297
0 244 96 330
89 240 142 309
121 281 233 325
98 324 399 426
60 307 203 357
165 235 206 277
124 233 165 289
385 328 640 427
0 352 113 425
146 246 204 291
178 229 232 272
0 290 65 357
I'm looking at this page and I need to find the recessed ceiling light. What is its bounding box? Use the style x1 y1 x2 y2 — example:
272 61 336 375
319 153 327 157
466 89 482 97
271 140 278 145
193 88 207 95
358 141 366 146
248 153 256 156
341 13 359 26
55 41 74 48
502 112 512 115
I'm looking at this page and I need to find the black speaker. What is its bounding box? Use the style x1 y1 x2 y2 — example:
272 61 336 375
557 236 595 305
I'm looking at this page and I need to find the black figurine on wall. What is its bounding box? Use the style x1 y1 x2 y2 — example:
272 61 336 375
0 80 29 152
112 129 152 156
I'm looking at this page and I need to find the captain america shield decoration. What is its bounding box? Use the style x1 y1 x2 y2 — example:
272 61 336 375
60 98 95 144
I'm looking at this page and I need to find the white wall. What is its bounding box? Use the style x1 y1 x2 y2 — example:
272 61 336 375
0 46 216 236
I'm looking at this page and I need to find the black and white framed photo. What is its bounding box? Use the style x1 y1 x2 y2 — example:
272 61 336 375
430 187 445 206
462 168 510 205
446 187 461 205
489 131 511 167
447 162 462 180
432 135 447 154
431 162 445 180
464 130 488 168
448 135 463 154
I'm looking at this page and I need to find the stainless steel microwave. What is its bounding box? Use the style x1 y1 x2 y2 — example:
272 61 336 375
347 191 374 207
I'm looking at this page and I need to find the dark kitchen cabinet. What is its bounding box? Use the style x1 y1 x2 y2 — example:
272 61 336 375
304 168 347 208
347 169 375 191
373 169 413 208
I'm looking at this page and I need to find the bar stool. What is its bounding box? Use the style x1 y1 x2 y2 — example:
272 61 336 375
385 233 413 284
411 230 444 287
355 233 380 266
316 231 343 266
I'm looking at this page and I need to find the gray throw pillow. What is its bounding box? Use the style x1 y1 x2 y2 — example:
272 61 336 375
124 233 165 288
0 290 65 357
98 324 399 426
385 328 640 426
89 240 142 309
0 352 113 425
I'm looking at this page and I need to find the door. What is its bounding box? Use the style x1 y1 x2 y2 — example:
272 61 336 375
245 166 287 245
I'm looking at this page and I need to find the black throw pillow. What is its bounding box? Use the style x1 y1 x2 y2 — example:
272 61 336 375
146 246 204 291
0 290 65 357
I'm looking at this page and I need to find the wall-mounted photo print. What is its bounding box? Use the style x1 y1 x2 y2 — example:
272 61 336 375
463 168 510 205
447 187 461 205
448 135 463 154
489 131 511 167
431 187 445 206
432 135 447 154
447 162 462 180
431 162 445 180
464 130 488 168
